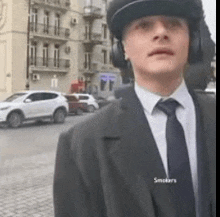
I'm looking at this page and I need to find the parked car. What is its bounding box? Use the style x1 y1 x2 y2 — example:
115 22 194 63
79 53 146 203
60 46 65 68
72 93 99 112
64 95 88 115
0 90 68 128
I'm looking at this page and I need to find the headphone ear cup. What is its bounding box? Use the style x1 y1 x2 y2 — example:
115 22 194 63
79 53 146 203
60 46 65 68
111 41 128 68
189 32 203 64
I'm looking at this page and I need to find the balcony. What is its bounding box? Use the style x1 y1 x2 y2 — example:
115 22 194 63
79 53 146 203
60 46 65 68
81 62 115 76
30 23 70 42
83 33 103 48
92 62 116 72
30 57 70 73
80 62 99 76
31 0 70 12
83 6 103 19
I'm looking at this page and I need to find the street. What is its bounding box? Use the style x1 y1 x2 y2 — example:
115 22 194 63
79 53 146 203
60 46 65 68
0 113 95 217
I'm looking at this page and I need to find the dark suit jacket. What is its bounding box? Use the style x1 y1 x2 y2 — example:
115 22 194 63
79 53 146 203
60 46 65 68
53 87 216 217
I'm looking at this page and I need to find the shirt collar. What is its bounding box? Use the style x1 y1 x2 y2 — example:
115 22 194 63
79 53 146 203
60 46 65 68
134 80 191 115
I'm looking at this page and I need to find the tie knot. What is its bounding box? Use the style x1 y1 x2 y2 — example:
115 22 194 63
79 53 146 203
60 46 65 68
156 99 180 116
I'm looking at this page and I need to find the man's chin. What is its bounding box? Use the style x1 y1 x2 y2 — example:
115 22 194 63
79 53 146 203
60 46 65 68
143 68 181 77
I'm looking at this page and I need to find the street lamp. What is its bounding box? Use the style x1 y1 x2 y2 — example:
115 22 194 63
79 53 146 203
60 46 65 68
26 0 31 90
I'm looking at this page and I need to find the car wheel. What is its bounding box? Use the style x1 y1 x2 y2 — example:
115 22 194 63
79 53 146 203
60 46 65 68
7 112 23 128
87 105 95 113
54 109 66 124
76 108 83 116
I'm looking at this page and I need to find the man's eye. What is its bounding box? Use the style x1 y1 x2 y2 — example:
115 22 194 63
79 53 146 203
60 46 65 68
167 19 182 28
136 21 152 30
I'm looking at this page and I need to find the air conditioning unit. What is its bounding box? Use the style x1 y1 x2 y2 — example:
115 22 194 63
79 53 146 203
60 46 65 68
71 18 78 26
65 46 71 54
32 74 40 81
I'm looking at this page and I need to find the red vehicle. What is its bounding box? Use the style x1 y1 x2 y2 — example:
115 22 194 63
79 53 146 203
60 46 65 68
65 95 88 115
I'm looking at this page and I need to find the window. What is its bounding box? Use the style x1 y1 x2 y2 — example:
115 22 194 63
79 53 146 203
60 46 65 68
102 24 108 40
55 14 60 36
42 93 58 100
109 51 112 64
100 76 107 91
54 44 60 68
43 43 49 67
5 93 27 102
85 52 91 70
109 80 114 91
30 41 37 66
109 76 116 91
31 8 38 32
85 24 91 40
27 93 43 102
102 50 107 64
44 11 50 34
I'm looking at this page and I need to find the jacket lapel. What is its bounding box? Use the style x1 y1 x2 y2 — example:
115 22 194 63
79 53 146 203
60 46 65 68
104 87 177 216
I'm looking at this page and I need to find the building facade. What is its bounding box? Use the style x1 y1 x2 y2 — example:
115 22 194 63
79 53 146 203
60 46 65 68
0 0 121 99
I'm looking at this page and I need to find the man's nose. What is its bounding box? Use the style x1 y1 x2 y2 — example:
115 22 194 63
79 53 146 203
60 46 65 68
153 22 169 41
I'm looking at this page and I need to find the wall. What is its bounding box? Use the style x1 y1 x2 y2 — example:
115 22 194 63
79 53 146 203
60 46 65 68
0 0 13 95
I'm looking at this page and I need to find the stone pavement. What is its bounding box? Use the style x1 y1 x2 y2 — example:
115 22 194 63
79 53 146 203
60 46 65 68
0 152 56 217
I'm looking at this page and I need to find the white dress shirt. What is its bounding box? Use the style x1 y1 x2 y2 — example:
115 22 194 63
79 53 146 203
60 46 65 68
135 80 199 214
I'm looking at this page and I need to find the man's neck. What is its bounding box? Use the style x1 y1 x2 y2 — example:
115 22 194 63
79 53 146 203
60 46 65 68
135 73 184 97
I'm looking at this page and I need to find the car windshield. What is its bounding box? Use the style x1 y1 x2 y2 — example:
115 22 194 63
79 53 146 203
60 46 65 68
4 93 27 102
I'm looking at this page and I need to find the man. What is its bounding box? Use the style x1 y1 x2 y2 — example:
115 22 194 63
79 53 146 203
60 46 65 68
53 0 216 216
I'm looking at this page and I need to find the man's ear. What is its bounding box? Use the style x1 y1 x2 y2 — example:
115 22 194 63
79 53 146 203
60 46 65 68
122 41 129 61
124 53 129 61
111 41 128 69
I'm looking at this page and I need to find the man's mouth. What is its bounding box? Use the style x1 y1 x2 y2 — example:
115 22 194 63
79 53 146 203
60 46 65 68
149 48 175 57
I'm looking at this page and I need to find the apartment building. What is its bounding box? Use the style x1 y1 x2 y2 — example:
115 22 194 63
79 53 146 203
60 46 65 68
0 0 121 98
76 0 121 98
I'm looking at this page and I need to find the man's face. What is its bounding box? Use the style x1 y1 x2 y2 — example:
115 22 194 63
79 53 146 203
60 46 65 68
123 15 190 79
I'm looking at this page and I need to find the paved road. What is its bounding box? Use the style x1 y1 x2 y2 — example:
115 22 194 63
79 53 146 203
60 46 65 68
0 113 95 217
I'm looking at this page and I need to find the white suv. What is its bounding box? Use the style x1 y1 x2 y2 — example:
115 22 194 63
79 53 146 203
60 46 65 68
0 90 68 128
73 93 99 112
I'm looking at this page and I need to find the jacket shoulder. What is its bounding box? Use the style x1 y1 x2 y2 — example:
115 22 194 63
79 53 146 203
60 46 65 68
57 100 122 178
194 90 216 117
60 100 122 154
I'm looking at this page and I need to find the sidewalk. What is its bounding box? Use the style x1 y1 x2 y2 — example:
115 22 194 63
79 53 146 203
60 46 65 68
0 152 55 217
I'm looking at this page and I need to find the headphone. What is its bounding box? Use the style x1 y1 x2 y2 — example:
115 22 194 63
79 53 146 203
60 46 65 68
111 27 203 69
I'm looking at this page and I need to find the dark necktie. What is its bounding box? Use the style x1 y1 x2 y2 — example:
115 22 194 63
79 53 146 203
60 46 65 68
156 99 196 217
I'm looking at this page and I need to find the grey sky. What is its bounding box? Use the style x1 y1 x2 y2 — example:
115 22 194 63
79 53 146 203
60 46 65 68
202 0 216 42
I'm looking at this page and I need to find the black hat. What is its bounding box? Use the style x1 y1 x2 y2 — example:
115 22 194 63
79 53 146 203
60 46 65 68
107 0 204 39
